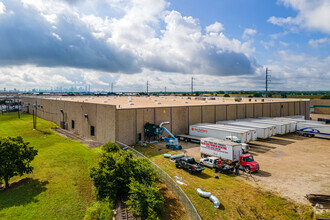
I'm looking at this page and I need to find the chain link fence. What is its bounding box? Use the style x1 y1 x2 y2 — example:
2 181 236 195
116 141 202 220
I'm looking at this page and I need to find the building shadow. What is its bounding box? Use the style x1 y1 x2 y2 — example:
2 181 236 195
280 134 308 141
256 137 294 146
0 178 48 210
248 144 276 154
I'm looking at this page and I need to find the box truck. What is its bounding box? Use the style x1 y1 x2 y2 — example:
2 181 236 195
200 137 259 172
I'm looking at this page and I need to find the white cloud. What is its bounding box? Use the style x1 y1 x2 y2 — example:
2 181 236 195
242 28 256 39
260 40 275 49
205 22 224 33
0 1 6 14
266 51 330 90
308 38 330 48
51 32 62 41
268 0 330 34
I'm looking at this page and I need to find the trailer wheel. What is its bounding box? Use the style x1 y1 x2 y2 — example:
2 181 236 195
179 145 182 150
175 164 180 169
166 145 169 149
188 169 193 175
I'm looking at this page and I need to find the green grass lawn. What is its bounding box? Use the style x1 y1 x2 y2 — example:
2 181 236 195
0 113 100 219
136 144 315 220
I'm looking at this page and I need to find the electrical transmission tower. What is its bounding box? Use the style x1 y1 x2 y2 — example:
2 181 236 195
265 67 271 98
191 77 194 94
146 80 149 95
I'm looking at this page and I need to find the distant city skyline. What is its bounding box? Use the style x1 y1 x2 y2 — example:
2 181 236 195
0 0 329 92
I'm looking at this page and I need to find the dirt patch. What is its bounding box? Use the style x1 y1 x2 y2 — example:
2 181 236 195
246 134 330 205
172 134 330 206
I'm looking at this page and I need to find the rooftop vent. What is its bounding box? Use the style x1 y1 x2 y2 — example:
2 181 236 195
128 103 134 105
155 102 161 104
103 101 107 103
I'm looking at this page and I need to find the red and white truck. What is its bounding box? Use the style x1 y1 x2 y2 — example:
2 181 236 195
200 137 259 173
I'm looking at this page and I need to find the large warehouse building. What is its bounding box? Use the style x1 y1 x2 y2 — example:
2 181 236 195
22 96 310 145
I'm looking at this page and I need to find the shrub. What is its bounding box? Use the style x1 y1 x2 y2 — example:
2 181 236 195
84 201 113 220
224 94 230 97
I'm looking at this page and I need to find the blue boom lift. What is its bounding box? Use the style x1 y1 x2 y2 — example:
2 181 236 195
144 121 182 150
158 122 182 150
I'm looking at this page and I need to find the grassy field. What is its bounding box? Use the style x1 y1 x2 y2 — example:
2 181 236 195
0 113 100 219
135 144 315 220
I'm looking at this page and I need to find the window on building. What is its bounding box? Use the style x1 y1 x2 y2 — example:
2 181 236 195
90 126 95 136
71 120 75 129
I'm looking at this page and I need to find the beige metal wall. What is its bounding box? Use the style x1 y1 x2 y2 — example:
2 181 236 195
311 99 330 114
22 97 116 143
22 97 310 145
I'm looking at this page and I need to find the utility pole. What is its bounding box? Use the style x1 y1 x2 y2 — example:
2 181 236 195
111 83 114 93
191 77 194 95
265 68 271 98
146 80 149 95
165 86 166 93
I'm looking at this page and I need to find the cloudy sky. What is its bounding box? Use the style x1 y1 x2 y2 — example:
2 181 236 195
0 0 329 92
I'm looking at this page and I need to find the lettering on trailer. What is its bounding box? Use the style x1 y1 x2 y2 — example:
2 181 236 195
201 141 228 154
192 127 208 133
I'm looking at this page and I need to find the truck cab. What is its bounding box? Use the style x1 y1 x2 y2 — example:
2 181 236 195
225 136 249 153
240 154 259 172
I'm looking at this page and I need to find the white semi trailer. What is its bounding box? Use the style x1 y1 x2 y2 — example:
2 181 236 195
217 121 273 139
189 124 250 143
296 123 330 138
275 117 324 132
210 124 258 141
202 124 257 142
246 119 289 134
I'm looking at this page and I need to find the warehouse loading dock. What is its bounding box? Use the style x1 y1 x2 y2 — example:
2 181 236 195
22 96 310 145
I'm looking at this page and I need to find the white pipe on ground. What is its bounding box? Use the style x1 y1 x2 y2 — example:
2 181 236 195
170 154 185 160
196 188 220 209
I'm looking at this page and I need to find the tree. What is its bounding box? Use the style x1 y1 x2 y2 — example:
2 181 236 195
0 136 38 188
90 143 159 201
126 178 164 220
90 142 163 219
320 95 330 99
253 92 263 97
224 94 230 97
